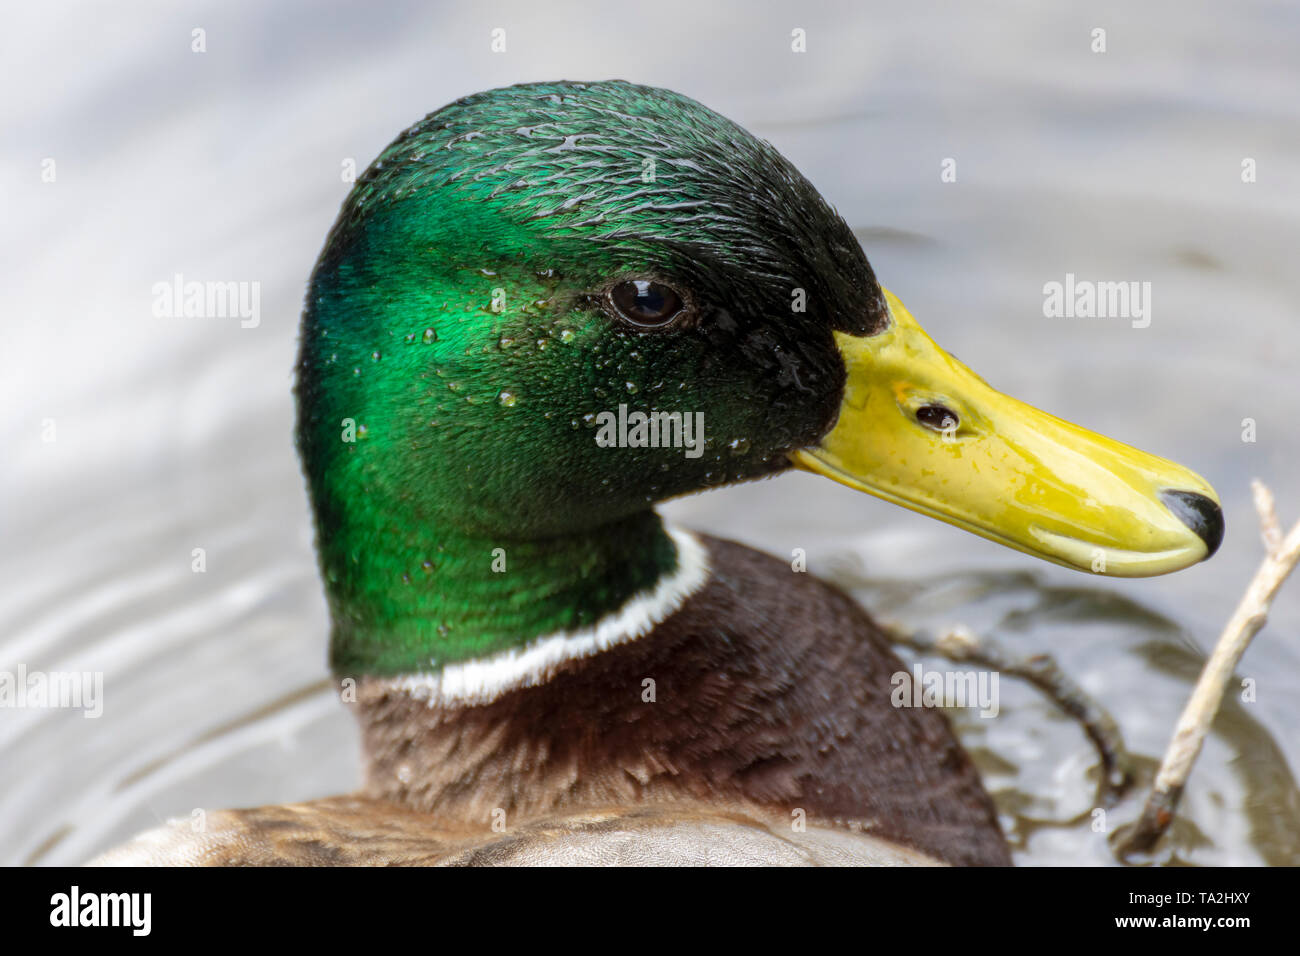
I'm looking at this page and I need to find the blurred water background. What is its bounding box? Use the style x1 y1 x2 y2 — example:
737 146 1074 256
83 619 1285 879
3 0 1298 865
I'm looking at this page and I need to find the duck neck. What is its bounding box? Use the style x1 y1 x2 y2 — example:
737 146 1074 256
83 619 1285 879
323 508 705 679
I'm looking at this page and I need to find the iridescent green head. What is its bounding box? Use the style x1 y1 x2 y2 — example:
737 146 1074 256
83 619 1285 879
298 79 1221 678
297 80 884 674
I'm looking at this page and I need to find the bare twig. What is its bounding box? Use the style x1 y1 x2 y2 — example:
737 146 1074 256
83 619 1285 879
1254 481 1283 553
892 625 1134 805
1118 480 1300 856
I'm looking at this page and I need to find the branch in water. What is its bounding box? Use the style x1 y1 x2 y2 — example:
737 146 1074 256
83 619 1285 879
889 624 1134 806
1117 480 1300 857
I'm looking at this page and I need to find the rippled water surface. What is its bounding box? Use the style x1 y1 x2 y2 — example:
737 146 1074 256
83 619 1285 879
4 0 1298 865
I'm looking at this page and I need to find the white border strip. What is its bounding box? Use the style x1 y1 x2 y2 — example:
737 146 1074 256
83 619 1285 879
379 526 710 707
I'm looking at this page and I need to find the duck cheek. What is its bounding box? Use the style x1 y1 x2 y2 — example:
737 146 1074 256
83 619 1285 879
587 405 712 482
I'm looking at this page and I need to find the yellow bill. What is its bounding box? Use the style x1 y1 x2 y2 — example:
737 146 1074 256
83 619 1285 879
792 289 1223 576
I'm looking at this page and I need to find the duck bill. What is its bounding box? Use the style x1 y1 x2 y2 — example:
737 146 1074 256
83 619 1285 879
792 290 1223 577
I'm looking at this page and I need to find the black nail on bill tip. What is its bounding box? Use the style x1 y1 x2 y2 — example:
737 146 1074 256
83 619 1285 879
1160 490 1225 559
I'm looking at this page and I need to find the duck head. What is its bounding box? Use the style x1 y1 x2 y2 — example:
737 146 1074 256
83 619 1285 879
297 80 1222 676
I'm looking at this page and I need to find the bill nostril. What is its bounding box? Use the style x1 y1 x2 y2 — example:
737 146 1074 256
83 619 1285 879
1160 490 1225 560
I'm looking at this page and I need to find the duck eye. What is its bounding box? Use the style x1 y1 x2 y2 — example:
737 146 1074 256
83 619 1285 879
607 279 685 329
916 404 958 432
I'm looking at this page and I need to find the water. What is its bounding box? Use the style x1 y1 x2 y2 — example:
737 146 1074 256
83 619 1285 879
3 0 1298 865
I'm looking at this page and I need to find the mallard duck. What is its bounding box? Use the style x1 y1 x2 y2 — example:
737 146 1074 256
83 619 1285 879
93 80 1223 867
